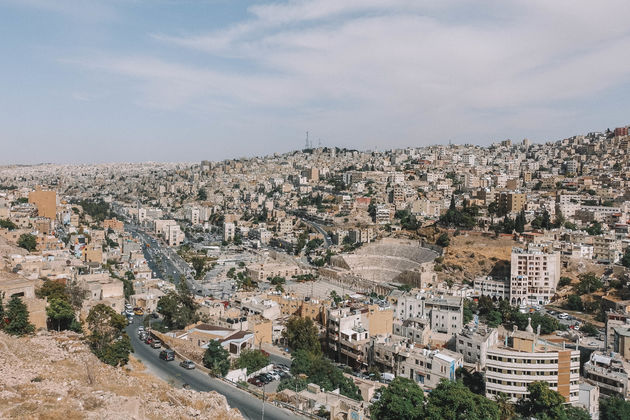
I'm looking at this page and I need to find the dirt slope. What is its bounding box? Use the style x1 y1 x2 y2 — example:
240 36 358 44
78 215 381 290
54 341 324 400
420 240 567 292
0 331 242 420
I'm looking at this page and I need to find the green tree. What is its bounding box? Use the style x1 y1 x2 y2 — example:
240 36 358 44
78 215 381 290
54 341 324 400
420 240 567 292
277 376 308 393
86 304 132 366
580 323 598 336
0 219 17 230
197 188 208 201
157 290 199 330
424 380 499 420
436 233 450 248
575 272 603 294
516 381 572 420
371 377 425 420
586 221 603 236
565 294 583 311
457 367 486 395
4 296 35 336
0 292 4 330
558 277 572 288
495 392 515 420
191 256 206 280
486 310 503 328
203 340 230 376
17 233 37 251
283 316 321 355
236 349 270 374
514 209 526 233
36 280 68 301
46 297 76 331
290 349 362 400
601 397 630 420
622 247 630 268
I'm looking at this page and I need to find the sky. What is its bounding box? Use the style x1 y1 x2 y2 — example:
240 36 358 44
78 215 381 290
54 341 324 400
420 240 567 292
1 0 630 164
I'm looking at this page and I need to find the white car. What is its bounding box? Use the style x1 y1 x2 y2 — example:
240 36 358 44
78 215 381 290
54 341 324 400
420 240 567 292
138 326 144 332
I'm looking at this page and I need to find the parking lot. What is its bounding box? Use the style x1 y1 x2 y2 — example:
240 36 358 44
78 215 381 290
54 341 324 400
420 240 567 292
246 365 292 393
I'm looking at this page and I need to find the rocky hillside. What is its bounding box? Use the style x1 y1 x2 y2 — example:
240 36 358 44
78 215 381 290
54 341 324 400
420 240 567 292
438 233 516 283
0 331 243 420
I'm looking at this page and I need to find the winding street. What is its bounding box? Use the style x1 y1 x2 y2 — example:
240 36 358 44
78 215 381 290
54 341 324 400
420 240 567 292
126 320 302 420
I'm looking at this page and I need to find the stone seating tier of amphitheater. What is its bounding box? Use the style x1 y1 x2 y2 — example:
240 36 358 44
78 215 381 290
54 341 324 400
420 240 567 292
330 240 439 284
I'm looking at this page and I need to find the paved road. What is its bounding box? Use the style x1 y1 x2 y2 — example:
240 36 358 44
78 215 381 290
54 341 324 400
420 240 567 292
126 320 300 420
299 219 331 247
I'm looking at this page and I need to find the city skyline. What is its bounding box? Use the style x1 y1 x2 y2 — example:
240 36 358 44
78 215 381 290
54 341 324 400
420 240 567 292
2 0 630 164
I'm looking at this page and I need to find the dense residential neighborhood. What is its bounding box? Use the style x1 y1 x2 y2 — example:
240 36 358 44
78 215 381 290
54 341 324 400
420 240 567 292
2 125 630 419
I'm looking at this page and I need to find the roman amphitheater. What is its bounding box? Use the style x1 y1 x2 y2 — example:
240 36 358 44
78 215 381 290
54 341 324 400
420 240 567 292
320 238 440 295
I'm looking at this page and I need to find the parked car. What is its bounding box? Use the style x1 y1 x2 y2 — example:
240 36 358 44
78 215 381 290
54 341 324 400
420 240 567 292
134 308 144 316
248 377 264 387
138 326 144 332
179 360 195 370
151 340 162 349
260 373 274 383
145 337 154 345
159 350 175 361
268 371 281 381
256 374 270 384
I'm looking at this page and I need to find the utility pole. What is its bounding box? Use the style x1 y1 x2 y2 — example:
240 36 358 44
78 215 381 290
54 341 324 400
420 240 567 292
261 386 265 420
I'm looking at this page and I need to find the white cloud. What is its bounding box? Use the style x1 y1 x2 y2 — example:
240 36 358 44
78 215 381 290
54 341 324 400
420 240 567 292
76 0 630 146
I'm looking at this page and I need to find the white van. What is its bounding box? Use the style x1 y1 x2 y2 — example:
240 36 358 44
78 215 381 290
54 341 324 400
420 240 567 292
559 313 569 319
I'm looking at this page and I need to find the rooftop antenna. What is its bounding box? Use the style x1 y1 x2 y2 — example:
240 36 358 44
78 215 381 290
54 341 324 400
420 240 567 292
305 131 310 149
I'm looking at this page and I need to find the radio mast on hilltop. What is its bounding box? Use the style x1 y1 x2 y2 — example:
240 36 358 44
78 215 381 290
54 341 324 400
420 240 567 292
305 131 310 149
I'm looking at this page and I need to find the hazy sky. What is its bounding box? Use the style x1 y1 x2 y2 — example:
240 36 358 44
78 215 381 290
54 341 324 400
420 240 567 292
2 0 630 164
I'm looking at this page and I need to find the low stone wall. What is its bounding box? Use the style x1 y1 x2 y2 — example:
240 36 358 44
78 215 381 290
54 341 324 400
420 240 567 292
152 332 205 363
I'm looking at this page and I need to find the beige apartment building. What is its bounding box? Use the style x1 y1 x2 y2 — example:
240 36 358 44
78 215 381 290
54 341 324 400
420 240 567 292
510 245 560 305
28 187 57 219
485 326 580 404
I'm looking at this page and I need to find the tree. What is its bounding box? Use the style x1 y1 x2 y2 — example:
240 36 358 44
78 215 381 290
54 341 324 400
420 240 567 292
601 397 630 420
436 233 450 248
371 377 425 420
157 290 199 330
277 376 308 393
236 349 270 374
575 272 603 294
197 188 207 201
46 297 76 331
0 292 4 330
486 310 502 328
424 380 499 420
541 209 551 229
290 349 362 400
17 233 37 251
565 294 583 311
36 280 68 301
586 221 603 236
191 256 206 280
558 277 572 288
516 381 569 420
514 209 526 233
0 219 17 230
622 247 630 269
282 316 321 355
86 304 132 366
495 393 515 420
4 296 35 336
203 340 230 376
457 367 486 395
581 322 598 336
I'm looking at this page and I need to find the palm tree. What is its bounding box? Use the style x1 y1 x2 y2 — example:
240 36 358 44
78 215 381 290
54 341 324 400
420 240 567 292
495 392 515 420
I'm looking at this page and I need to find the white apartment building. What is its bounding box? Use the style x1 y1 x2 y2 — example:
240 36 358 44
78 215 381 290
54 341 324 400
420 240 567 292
223 222 235 242
186 206 200 225
485 327 580 404
473 276 510 300
165 224 184 247
510 245 560 306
